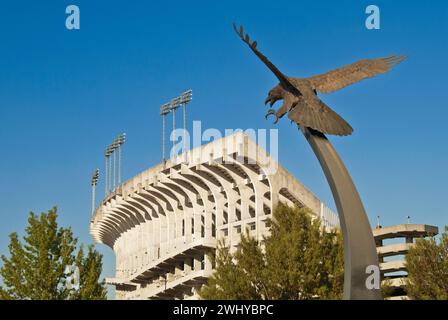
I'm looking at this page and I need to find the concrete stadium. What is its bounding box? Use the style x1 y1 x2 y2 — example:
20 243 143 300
90 132 340 299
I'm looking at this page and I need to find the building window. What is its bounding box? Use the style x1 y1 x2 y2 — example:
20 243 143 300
249 206 256 218
248 222 256 231
235 225 242 234
236 209 241 221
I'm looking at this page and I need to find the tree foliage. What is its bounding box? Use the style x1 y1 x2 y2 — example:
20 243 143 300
199 203 344 300
405 226 448 300
0 207 107 300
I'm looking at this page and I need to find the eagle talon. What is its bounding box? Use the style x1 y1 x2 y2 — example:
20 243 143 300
265 96 278 107
265 109 279 124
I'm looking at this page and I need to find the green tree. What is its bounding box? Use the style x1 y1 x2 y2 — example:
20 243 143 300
199 239 262 299
199 203 344 300
0 207 107 300
405 226 448 300
72 245 108 300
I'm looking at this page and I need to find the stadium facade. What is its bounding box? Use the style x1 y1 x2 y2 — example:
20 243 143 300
90 132 340 300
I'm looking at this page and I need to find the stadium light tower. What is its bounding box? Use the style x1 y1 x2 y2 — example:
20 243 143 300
91 168 99 218
109 144 113 193
112 139 119 191
160 90 193 165
104 134 126 196
106 143 115 194
160 103 171 165
179 90 193 155
104 146 113 196
117 133 126 186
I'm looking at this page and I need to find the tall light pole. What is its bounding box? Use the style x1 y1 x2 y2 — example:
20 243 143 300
91 168 99 219
110 145 114 193
160 103 171 165
105 146 112 196
112 139 118 191
179 90 193 156
160 90 193 165
171 97 181 151
107 144 114 194
117 133 126 186
104 134 126 197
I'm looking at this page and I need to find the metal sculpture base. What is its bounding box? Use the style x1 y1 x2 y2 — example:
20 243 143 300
301 127 382 300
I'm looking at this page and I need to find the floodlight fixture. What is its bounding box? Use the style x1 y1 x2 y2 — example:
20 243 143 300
170 97 182 110
105 145 113 158
160 103 171 115
179 89 193 104
91 168 99 186
117 133 126 146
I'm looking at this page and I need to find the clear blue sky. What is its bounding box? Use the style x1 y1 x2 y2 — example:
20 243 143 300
0 0 447 296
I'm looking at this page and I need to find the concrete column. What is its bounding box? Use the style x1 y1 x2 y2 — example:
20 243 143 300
174 206 182 248
185 208 193 244
270 181 280 210
149 218 154 262
184 257 193 274
194 209 202 241
144 220 150 265
160 212 167 255
193 255 203 271
154 215 161 259
239 187 252 221
204 253 213 271
168 207 176 253
205 209 213 240
175 262 183 277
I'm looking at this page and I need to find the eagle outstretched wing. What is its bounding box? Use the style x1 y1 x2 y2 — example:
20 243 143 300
308 55 406 94
232 23 301 96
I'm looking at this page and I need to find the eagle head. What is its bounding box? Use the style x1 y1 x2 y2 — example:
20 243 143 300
264 84 299 124
264 85 284 106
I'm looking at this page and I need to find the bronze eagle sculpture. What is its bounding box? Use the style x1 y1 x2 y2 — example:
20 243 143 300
233 23 406 136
